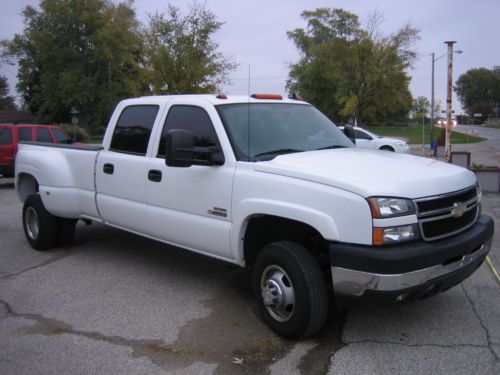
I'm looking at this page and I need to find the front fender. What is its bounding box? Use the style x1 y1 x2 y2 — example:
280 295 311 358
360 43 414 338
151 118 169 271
231 198 340 264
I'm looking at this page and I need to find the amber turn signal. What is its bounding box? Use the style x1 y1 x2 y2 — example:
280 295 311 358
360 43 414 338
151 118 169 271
372 228 384 245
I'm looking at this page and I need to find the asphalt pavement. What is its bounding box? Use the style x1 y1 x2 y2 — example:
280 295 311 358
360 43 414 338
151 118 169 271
448 125 500 167
1 177 499 374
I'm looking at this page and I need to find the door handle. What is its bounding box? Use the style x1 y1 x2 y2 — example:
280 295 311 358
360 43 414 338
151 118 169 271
103 163 114 174
148 169 162 182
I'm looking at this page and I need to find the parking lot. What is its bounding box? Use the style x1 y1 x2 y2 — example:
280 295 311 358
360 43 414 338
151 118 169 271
1 177 499 374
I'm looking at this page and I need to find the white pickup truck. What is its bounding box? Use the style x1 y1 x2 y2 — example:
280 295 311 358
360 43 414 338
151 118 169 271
15 94 494 338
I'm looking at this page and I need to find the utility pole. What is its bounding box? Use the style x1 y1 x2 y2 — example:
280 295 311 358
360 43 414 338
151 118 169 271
444 41 456 162
430 53 435 143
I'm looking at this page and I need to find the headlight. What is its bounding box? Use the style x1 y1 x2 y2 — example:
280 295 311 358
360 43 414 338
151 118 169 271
373 224 419 245
395 141 406 147
368 197 415 218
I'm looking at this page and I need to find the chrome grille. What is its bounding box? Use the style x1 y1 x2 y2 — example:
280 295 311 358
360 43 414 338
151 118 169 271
415 186 479 241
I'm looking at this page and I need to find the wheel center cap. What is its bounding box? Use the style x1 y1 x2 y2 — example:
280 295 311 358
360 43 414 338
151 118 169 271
261 279 282 307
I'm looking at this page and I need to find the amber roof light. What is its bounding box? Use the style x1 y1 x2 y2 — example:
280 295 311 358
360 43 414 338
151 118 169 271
251 94 283 100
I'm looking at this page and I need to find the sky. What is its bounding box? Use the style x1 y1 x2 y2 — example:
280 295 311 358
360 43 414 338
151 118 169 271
1 0 499 115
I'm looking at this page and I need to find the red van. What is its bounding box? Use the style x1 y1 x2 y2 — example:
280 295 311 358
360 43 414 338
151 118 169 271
0 124 73 177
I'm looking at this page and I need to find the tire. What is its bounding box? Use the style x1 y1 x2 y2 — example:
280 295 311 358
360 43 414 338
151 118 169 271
56 218 77 247
380 145 395 152
252 241 328 339
22 194 58 251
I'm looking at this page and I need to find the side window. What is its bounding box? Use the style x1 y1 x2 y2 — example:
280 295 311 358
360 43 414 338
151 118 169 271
354 129 372 140
36 128 54 143
110 105 159 155
0 128 12 144
157 105 222 158
18 128 32 142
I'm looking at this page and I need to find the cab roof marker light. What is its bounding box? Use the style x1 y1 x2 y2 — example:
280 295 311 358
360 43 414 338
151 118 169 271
251 94 283 100
216 93 227 99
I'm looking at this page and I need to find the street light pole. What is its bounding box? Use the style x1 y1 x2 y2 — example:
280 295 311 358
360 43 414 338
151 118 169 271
444 41 456 162
430 53 435 142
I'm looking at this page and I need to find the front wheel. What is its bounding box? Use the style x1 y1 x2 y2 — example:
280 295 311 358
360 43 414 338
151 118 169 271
252 241 328 339
22 194 58 251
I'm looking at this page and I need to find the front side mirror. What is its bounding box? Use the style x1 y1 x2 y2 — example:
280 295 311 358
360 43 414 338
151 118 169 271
165 129 225 167
343 124 356 144
166 129 195 167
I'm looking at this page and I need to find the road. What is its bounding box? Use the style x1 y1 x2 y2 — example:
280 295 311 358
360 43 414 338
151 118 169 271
1 178 499 374
452 125 500 167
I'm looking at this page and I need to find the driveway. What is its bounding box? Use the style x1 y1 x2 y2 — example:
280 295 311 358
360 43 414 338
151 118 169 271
1 178 499 374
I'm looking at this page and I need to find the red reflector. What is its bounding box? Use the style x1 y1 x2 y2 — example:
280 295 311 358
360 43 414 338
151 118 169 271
251 94 283 100
216 93 227 99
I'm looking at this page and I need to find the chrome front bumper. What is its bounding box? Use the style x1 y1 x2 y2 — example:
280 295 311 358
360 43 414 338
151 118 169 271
332 240 491 297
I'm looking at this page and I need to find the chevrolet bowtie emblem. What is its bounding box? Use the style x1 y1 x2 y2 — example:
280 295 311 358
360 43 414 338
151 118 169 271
451 202 467 218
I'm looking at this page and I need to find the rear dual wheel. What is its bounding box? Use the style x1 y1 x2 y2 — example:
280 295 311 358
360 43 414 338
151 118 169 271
22 194 76 251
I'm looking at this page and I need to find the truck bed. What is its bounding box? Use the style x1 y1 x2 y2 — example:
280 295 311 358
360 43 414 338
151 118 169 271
16 142 103 221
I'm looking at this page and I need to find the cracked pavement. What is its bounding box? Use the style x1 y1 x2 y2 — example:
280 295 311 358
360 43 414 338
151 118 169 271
1 177 499 374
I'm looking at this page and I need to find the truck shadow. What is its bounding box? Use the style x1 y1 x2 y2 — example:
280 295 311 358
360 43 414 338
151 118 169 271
69 222 345 374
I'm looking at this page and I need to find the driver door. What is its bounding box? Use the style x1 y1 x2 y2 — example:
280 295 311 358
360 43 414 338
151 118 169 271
146 100 234 260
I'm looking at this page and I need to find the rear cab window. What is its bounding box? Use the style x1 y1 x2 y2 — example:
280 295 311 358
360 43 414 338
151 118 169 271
109 105 159 155
0 127 13 145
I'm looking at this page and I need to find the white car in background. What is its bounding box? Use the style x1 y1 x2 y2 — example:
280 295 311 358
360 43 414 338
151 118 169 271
339 126 410 153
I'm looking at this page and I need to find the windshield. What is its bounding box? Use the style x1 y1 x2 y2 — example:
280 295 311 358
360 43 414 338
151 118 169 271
216 103 353 161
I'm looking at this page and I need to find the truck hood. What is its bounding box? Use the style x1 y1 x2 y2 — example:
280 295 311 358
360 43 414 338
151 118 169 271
254 148 476 198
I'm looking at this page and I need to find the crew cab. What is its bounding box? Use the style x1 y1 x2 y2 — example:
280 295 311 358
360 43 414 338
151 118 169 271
14 94 494 338
0 124 74 177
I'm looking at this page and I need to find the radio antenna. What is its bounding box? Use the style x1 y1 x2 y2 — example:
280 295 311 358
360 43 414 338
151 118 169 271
247 64 251 161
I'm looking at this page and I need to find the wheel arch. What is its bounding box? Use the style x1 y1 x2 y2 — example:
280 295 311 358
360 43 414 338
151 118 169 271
379 145 395 151
232 199 338 271
241 214 331 269
17 173 39 203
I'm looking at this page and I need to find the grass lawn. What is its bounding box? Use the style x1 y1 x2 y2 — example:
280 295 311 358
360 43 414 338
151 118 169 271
364 125 486 145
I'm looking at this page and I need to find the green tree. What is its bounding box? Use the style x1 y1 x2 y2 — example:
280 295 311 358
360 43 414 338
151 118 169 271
4 0 144 131
143 2 237 94
0 75 16 110
455 67 500 116
287 8 419 124
412 96 430 119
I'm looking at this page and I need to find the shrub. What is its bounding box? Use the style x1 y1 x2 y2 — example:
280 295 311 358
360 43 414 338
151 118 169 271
56 123 90 142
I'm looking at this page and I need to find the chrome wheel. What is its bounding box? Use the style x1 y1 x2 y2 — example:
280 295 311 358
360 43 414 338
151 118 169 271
260 265 295 322
25 206 39 240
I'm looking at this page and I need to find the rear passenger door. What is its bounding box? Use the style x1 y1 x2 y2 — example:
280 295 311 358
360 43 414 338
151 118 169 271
96 104 161 233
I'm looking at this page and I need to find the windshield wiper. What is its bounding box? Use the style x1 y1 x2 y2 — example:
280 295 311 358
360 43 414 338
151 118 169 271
254 148 303 159
315 145 347 150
